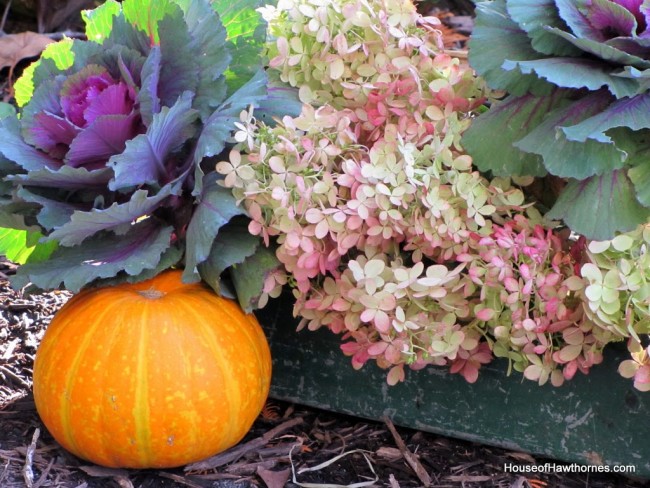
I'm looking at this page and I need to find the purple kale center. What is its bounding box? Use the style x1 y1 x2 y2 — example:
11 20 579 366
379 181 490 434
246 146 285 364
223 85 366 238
32 64 145 169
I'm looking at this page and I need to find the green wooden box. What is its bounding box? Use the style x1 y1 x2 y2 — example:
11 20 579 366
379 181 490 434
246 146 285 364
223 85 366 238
256 294 650 477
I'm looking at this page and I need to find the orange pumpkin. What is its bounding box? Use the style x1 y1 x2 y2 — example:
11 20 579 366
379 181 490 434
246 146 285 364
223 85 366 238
33 269 272 468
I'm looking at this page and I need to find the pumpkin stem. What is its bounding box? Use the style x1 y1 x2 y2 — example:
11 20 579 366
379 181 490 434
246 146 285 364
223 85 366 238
138 288 165 299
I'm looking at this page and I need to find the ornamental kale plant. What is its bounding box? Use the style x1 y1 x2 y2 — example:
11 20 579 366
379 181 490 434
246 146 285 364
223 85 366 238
0 0 293 306
219 0 607 386
463 0 650 240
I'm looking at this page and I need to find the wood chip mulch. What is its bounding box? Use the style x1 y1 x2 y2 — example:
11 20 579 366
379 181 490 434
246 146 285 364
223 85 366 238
0 257 648 488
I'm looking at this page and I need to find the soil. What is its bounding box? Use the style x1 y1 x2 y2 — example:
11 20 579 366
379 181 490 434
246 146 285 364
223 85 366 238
0 257 648 488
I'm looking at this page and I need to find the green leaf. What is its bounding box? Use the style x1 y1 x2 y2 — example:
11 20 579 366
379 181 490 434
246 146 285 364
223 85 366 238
629 162 650 208
24 235 58 263
179 0 230 120
0 199 39 231
195 68 267 165
15 187 80 230
102 11 151 55
469 0 555 95
231 245 280 312
212 0 266 92
12 220 173 292
13 64 38 108
157 12 199 108
255 76 302 126
502 57 641 98
136 2 230 123
554 0 603 41
138 46 162 125
192 68 267 195
93 245 183 287
109 91 199 190
15 40 98 111
0 102 15 119
38 39 75 70
121 0 179 45
47 187 174 246
462 92 571 177
0 110 58 171
627 143 650 207
82 0 121 43
0 109 19 206
0 103 19 177
14 38 74 107
14 64 38 108
546 26 650 70
182 173 246 283
10 166 112 190
225 26 266 93
0 228 56 264
505 0 581 56
198 218 261 294
213 0 264 40
547 170 648 240
614 65 650 81
20 77 67 148
514 91 628 179
561 92 650 144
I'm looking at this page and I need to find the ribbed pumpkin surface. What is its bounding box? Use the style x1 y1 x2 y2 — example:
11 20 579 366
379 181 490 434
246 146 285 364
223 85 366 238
33 270 272 468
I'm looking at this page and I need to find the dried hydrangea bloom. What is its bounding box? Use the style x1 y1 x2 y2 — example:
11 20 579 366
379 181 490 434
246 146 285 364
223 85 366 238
214 0 623 387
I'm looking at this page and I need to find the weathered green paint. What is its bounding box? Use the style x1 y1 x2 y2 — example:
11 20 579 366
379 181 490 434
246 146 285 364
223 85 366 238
257 295 650 477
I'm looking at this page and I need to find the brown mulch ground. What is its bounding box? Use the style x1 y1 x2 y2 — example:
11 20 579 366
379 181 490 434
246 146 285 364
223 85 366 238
1 256 649 488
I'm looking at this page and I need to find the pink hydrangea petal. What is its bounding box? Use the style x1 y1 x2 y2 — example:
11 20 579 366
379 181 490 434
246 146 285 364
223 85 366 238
461 364 480 383
634 365 650 384
387 365 405 385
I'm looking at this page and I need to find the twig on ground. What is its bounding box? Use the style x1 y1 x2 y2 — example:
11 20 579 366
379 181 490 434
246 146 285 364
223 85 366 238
22 427 39 488
261 414 305 442
382 417 432 487
289 445 378 488
157 472 205 488
114 477 134 488
78 464 134 487
0 0 11 33
388 474 401 488
184 416 304 472
226 459 277 475
0 365 32 388
33 457 54 488
446 475 494 483
0 459 10 485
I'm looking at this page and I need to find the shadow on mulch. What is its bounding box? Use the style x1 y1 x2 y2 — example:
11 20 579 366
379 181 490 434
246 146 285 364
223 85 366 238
1 258 648 488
